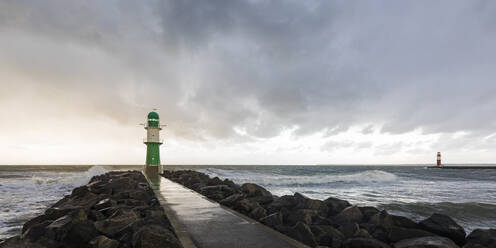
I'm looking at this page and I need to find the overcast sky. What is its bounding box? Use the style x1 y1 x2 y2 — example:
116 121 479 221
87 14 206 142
1 0 496 165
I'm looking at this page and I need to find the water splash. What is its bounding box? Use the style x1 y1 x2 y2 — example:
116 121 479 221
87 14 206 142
0 166 107 240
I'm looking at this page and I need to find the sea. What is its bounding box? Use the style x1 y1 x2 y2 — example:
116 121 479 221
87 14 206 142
1 165 495 240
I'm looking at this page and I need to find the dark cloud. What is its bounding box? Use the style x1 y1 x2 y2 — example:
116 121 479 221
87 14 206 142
1 0 496 143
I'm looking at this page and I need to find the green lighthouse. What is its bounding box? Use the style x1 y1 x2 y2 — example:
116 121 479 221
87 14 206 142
143 111 163 177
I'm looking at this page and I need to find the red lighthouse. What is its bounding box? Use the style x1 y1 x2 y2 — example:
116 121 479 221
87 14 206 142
437 152 442 167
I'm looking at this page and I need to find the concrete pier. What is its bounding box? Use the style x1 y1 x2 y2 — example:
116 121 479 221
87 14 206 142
153 177 309 248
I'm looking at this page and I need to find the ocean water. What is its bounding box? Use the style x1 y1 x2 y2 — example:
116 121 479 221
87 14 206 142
1 165 495 240
184 165 496 233
0 165 124 240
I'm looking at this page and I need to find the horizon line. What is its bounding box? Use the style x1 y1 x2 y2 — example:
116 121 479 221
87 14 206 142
1 163 496 166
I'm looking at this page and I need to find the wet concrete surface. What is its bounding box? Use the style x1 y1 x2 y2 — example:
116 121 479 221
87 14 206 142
155 177 309 248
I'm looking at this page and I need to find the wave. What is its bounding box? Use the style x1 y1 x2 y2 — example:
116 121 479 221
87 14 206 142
198 168 398 186
30 165 107 187
1 166 108 239
380 201 496 233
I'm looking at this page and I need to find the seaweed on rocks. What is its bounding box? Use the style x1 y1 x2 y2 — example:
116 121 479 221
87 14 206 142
162 169 496 248
0 171 182 248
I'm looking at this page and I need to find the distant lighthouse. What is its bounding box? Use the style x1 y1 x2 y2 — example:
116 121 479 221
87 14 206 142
143 111 163 176
437 152 442 167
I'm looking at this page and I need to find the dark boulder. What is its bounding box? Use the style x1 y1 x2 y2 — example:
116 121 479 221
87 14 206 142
234 198 260 214
219 193 243 207
90 235 119 248
200 185 235 200
200 185 235 195
207 176 223 186
87 180 111 195
355 228 373 238
65 220 98 244
23 206 86 234
107 177 135 194
286 209 319 226
394 236 459 248
129 190 152 203
241 183 272 198
419 213 466 245
370 210 418 230
266 195 297 214
391 215 418 229
144 207 165 218
324 197 351 216
312 215 336 226
248 195 274 206
249 206 267 220
339 223 362 238
359 206 380 222
387 227 437 243
117 216 171 238
132 225 181 248
94 198 115 211
260 212 283 227
373 228 389 243
22 215 49 234
311 225 345 248
288 222 318 247
294 193 329 216
53 192 103 211
0 236 63 248
222 178 238 189
274 224 293 236
332 206 363 226
45 215 73 241
21 220 51 242
462 244 486 248
464 229 496 248
45 207 86 222
342 237 391 248
89 210 106 221
94 209 138 237
72 185 90 198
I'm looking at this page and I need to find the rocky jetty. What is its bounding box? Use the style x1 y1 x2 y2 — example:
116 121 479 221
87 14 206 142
163 170 496 248
0 171 182 248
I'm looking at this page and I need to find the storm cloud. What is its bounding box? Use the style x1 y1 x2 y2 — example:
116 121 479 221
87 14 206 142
1 0 496 164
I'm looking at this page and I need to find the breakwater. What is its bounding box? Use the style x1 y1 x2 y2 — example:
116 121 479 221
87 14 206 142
0 171 182 248
163 170 496 248
427 166 496 169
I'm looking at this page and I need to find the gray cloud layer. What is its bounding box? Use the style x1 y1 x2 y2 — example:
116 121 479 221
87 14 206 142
1 0 496 143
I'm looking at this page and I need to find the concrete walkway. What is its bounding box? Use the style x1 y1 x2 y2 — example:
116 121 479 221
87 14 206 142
154 177 309 248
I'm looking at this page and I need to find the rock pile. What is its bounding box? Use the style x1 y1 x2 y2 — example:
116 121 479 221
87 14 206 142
163 170 495 248
0 171 182 248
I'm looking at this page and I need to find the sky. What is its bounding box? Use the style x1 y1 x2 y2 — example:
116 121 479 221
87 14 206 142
1 0 496 165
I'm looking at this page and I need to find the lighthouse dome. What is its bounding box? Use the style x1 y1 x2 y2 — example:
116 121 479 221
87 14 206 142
148 112 159 119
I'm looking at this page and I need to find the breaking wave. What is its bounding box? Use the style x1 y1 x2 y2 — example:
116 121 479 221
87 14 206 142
380 201 496 233
0 166 107 239
30 166 107 187
198 168 398 186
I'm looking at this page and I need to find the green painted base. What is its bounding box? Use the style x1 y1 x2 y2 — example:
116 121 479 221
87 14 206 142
145 142 161 165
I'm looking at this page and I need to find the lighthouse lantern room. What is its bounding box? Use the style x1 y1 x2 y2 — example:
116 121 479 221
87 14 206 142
143 111 163 177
